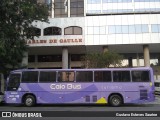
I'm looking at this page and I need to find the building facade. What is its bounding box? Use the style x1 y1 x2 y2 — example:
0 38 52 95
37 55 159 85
24 0 160 70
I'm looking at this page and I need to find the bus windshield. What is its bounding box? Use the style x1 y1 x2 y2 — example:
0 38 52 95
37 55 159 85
7 73 21 91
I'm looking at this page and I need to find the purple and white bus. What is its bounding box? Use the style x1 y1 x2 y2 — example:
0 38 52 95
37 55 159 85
4 67 155 107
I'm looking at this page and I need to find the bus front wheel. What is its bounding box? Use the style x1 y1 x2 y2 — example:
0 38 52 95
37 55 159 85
24 95 36 107
109 94 123 107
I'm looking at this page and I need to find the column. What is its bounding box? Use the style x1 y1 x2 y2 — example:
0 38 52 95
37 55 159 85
128 57 133 67
21 51 28 68
41 28 43 36
68 0 70 17
143 45 150 67
52 0 54 18
103 46 108 53
136 53 140 67
62 47 68 69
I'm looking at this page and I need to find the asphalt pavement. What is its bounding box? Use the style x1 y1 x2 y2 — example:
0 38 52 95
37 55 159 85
0 96 160 120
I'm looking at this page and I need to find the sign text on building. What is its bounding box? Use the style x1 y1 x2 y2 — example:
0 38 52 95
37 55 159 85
26 38 83 45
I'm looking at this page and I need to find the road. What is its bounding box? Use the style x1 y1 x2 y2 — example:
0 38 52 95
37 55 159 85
0 96 160 120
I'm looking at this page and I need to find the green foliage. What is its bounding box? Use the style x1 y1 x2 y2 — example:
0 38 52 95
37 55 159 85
82 51 123 68
0 0 49 75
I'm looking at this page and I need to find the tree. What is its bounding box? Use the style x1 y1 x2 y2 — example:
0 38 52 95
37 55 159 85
0 0 49 75
82 51 123 68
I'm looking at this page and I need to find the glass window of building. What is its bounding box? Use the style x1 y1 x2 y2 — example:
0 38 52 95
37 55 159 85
135 24 142 33
134 0 153 2
129 25 136 34
38 55 62 62
100 26 106 34
38 0 51 4
33 28 41 36
141 24 149 33
88 0 101 4
115 26 122 34
54 0 68 18
64 26 82 35
71 54 84 61
25 27 41 36
44 27 61 35
102 0 132 3
122 26 129 34
108 26 116 34
28 55 35 63
94 27 100 34
87 10 101 14
151 24 160 33
70 0 84 17
37 0 52 17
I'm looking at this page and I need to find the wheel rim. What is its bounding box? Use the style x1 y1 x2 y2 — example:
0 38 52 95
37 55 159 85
26 98 33 106
112 97 120 106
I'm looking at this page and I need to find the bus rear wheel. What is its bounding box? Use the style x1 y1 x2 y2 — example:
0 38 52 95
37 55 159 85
109 94 123 107
24 95 36 107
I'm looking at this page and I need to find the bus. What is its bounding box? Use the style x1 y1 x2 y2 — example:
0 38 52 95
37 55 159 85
4 67 155 107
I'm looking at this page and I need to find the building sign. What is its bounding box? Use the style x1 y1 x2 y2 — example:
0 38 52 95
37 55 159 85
26 38 83 46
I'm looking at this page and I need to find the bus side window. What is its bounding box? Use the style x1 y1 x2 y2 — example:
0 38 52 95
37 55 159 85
94 71 111 82
141 71 150 82
132 71 150 82
76 71 93 82
22 71 38 83
113 71 130 82
39 71 56 83
113 71 120 82
58 71 75 82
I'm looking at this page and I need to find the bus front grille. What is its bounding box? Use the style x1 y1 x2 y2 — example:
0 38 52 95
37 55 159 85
140 89 148 100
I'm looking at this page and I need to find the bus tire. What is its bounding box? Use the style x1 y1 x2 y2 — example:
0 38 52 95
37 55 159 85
109 94 123 107
24 95 36 107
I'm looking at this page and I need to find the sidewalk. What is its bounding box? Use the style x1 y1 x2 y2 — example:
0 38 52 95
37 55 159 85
144 96 160 104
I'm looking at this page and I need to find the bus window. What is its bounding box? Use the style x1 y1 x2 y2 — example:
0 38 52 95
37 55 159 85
58 71 75 82
113 71 130 82
132 71 150 82
40 71 56 83
7 74 21 91
76 71 93 82
22 71 38 83
94 71 111 82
